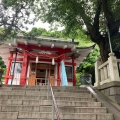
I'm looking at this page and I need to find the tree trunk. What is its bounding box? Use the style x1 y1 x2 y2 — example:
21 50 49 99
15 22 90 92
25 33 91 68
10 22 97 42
98 37 109 63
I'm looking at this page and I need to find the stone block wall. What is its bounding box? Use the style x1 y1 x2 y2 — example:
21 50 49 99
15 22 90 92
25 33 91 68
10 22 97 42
96 81 120 105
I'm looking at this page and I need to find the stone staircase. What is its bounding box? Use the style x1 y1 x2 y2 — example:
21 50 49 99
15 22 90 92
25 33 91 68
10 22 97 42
0 85 114 120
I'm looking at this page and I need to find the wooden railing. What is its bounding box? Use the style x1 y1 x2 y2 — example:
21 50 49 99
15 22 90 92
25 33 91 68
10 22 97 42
94 53 120 87
35 78 48 86
26 78 48 86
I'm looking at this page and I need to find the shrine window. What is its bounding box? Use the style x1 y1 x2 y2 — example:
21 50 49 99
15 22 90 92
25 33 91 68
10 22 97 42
10 62 22 75
65 66 72 79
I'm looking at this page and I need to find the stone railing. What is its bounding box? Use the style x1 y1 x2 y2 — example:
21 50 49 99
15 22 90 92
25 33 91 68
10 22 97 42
117 59 120 76
94 53 120 87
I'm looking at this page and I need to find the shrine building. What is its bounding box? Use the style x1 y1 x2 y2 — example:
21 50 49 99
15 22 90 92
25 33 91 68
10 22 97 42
3 36 94 86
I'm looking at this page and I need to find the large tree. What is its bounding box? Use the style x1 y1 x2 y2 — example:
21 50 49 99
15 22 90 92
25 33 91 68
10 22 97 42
0 0 37 39
37 0 120 62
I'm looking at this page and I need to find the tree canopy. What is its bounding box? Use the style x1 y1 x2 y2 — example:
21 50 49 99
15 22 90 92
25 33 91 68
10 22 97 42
37 0 120 62
76 46 99 85
0 0 37 39
1 0 120 62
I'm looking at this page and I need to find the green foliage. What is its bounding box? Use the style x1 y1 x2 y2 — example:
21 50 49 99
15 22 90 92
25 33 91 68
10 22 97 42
76 73 82 86
0 58 6 69
0 0 37 40
37 0 120 62
0 57 6 81
28 27 47 38
1 0 120 62
26 27 92 47
77 46 100 85
26 27 65 39
0 28 18 41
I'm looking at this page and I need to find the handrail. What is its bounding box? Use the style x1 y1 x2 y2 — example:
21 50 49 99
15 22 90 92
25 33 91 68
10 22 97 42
87 86 120 120
98 61 108 69
47 78 61 120
50 83 61 120
117 59 120 62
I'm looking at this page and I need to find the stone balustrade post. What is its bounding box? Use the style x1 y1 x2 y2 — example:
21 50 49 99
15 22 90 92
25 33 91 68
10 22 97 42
94 58 102 87
108 53 120 82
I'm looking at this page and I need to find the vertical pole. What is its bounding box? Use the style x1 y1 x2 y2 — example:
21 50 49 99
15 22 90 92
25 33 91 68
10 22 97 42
52 100 54 120
72 55 76 86
106 23 113 53
94 58 101 87
57 59 61 86
47 70 49 100
47 81 49 100
4 52 13 84
20 51 28 85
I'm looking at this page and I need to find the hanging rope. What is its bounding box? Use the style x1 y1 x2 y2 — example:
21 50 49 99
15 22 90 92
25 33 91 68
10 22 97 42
24 50 65 59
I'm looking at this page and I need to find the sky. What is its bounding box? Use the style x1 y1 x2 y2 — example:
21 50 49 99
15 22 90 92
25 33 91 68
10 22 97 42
27 21 51 31
22 11 64 32
25 20 64 32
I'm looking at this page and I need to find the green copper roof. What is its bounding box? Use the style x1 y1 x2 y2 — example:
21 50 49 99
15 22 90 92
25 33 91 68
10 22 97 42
16 36 79 45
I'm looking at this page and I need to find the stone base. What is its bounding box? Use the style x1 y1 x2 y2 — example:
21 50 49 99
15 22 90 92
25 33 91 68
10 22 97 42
96 81 120 105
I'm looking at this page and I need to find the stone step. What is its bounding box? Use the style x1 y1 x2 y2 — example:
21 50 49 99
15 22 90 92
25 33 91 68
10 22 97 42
1 85 47 89
0 96 96 103
0 94 93 100
0 87 88 94
0 113 113 120
0 91 25 95
0 85 114 120
0 95 45 100
17 112 113 120
0 112 18 119
0 100 22 105
0 90 92 97
1 85 87 91
0 99 87 105
0 119 49 120
58 101 101 107
0 89 90 95
22 100 101 107
40 106 107 113
25 91 92 97
0 94 94 101
0 111 113 120
56 97 96 101
0 105 106 113
0 87 85 91
53 89 89 93
53 86 87 90
0 100 101 107
54 91 91 96
0 119 42 120
1 105 40 112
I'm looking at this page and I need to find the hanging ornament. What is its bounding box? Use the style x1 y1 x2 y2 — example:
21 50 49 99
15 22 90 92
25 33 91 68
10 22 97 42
36 56 39 63
52 58 55 65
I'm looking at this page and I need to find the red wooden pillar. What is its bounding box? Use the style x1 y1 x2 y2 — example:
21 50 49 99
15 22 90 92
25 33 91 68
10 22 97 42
20 51 28 85
4 52 13 84
72 56 76 86
57 59 61 86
